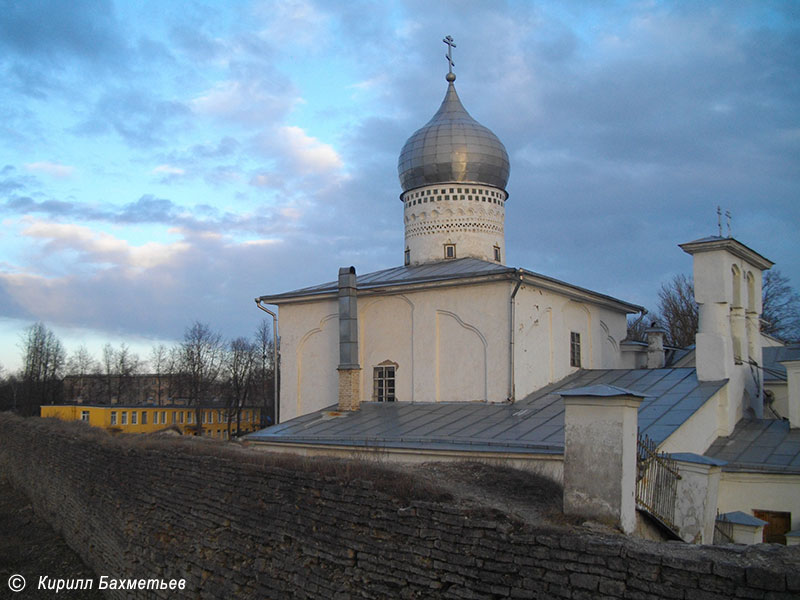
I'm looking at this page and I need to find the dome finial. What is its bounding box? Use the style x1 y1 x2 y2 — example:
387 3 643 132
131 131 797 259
443 35 456 82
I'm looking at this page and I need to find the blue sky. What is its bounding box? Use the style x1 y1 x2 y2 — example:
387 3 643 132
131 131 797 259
1 0 798 372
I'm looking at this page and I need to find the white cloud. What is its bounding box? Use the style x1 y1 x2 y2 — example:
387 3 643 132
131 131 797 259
278 125 343 175
253 0 329 47
191 80 299 124
24 161 75 178
152 164 186 176
21 220 190 271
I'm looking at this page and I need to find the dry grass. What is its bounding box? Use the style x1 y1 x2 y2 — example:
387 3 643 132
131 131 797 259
0 412 452 505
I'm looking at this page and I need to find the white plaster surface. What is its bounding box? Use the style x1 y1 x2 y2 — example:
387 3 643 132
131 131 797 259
563 395 641 534
717 472 800 533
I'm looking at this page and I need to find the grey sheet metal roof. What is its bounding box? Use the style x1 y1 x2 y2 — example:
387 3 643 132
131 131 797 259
560 384 646 398
762 345 800 382
717 511 768 527
258 258 513 302
705 419 800 474
256 257 643 313
246 368 725 455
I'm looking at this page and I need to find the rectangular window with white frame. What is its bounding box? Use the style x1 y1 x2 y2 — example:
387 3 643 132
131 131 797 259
110 411 117 425
81 411 90 422
570 332 582 368
121 411 127 425
131 411 137 425
141 411 147 425
373 365 397 402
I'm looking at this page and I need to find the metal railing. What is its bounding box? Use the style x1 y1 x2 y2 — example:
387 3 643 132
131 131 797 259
713 510 735 544
636 433 681 532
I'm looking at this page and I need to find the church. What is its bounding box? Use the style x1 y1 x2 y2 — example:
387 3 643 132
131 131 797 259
248 39 800 545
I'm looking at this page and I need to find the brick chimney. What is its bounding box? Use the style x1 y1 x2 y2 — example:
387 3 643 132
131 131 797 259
337 267 361 411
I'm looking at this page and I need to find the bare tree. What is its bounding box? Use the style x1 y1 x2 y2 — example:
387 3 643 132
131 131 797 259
761 270 800 342
254 318 276 427
115 343 140 403
626 312 655 343
180 321 225 435
225 337 258 438
65 345 99 403
657 274 699 348
101 344 116 403
149 344 171 405
19 322 65 414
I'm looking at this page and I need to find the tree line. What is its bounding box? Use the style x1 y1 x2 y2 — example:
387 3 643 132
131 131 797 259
628 269 800 347
0 320 278 437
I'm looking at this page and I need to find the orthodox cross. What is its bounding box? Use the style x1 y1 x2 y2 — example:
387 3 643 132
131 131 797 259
726 210 732 237
443 35 456 74
717 206 722 237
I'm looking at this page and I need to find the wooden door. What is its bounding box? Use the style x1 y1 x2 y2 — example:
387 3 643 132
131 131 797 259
753 509 791 544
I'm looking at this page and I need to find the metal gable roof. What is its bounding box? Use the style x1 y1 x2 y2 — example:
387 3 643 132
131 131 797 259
246 368 725 455
256 257 643 312
705 419 800 474
762 345 800 382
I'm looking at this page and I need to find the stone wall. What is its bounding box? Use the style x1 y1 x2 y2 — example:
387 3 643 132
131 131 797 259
1 413 798 600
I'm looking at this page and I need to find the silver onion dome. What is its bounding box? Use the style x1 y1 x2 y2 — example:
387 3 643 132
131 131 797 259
398 81 510 193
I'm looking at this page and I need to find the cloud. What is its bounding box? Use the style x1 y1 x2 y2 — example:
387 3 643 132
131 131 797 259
152 165 186 176
74 89 191 147
273 125 344 176
0 0 126 66
20 220 190 272
253 0 331 47
24 162 75 179
191 79 299 125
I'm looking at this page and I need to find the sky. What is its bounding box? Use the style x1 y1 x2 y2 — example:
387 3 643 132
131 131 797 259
1 0 798 373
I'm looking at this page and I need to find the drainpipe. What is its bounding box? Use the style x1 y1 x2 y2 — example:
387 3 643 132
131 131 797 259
628 309 648 339
255 299 279 426
508 269 523 402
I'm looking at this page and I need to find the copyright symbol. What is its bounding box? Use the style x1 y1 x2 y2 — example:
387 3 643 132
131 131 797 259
8 574 26 592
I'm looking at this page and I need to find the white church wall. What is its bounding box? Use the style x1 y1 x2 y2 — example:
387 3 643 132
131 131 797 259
277 280 515 421
513 286 628 399
398 282 510 404
278 300 339 422
277 277 632 420
658 388 726 456
359 295 414 402
717 471 800 533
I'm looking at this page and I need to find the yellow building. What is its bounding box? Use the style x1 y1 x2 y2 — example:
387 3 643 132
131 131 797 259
41 404 262 439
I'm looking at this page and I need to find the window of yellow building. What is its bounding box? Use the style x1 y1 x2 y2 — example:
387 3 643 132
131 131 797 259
81 411 89 422
131 411 137 425
187 411 193 424
141 411 147 425
172 411 176 424
153 412 159 425
121 411 127 425
110 411 117 425
179 411 184 424
161 411 166 424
